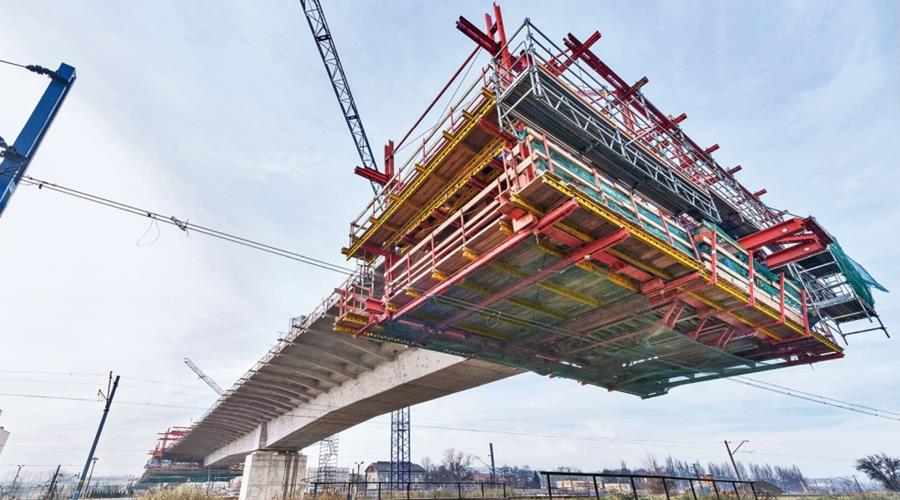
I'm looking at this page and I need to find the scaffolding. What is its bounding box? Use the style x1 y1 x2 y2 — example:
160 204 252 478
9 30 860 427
317 435 341 487
331 7 886 398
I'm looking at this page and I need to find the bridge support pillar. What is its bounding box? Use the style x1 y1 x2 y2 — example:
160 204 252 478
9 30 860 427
238 450 307 500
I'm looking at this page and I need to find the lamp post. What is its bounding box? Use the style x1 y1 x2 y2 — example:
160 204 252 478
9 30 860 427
355 461 366 495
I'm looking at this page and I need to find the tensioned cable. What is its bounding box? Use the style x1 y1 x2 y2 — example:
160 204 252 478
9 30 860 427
735 376 900 417
0 171 355 276
728 378 900 422
0 57 30 70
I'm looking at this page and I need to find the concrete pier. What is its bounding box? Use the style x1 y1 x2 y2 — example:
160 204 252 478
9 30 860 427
238 451 307 500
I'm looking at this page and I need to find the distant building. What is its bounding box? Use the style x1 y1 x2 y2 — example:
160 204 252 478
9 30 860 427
555 479 592 492
308 466 350 484
601 482 633 493
470 472 493 483
365 462 426 485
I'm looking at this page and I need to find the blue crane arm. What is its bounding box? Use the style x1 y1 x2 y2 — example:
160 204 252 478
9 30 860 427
299 0 382 180
0 63 76 217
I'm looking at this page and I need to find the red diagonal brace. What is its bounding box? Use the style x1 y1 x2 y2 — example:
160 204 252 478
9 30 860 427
435 228 630 329
548 31 601 76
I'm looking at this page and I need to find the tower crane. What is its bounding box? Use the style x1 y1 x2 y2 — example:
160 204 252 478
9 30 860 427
297 0 410 484
184 357 225 396
298 0 392 188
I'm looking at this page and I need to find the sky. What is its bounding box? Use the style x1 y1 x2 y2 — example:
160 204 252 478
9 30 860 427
0 0 898 481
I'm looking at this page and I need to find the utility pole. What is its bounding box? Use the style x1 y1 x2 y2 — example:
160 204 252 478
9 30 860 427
489 443 496 483
724 440 748 481
82 457 100 499
45 465 62 500
9 465 24 498
72 374 119 500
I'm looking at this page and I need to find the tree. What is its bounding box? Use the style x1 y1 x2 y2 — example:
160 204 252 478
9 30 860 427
856 453 900 492
421 457 438 481
442 448 474 481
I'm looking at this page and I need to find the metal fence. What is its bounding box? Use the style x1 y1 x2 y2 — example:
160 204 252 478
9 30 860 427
309 481 509 500
540 471 759 500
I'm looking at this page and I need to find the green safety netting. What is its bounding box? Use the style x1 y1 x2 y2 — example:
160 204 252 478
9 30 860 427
830 240 887 307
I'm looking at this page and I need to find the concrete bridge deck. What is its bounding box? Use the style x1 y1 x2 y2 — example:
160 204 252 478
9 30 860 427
166 288 516 466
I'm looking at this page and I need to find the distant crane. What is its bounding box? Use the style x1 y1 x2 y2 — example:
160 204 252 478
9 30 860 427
297 0 410 481
184 357 225 395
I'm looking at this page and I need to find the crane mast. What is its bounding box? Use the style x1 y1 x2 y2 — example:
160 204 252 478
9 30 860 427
297 0 409 482
299 0 390 185
184 357 225 396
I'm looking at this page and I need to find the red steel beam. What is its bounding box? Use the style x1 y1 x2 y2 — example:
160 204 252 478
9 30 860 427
435 228 629 329
737 217 806 251
766 240 827 269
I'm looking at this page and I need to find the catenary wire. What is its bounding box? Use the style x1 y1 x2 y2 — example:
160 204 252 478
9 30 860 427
0 171 355 276
734 376 900 417
0 58 30 70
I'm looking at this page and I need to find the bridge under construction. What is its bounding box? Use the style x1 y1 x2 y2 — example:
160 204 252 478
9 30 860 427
141 3 887 495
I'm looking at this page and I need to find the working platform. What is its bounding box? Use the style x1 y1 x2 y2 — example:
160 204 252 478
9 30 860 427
335 13 886 398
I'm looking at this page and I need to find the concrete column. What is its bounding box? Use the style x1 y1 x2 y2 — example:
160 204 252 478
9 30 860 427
239 451 307 500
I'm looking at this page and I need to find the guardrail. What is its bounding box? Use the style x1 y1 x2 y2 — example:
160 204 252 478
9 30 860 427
540 471 759 500
309 481 509 500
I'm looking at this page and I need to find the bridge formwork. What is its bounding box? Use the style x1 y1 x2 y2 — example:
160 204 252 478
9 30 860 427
144 4 887 494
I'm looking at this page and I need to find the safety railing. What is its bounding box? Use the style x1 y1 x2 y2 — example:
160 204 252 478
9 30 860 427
692 223 807 328
523 129 699 260
309 481 509 500
347 64 495 255
385 194 504 301
335 266 376 331
541 471 759 500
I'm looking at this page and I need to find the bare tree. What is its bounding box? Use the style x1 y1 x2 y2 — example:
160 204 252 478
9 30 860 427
442 448 473 481
857 453 900 492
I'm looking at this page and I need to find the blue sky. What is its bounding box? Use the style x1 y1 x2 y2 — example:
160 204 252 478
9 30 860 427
0 0 897 479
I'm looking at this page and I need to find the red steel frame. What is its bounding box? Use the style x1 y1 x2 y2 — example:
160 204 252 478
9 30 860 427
332 3 848 396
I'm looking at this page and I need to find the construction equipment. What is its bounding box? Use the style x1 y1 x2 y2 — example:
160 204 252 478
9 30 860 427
316 435 340 487
184 357 225 395
331 3 888 398
299 0 385 186
298 0 411 473
0 62 76 217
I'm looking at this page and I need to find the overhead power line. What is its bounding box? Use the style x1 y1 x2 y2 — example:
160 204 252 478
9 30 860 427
735 376 900 417
728 378 900 422
2 171 355 276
